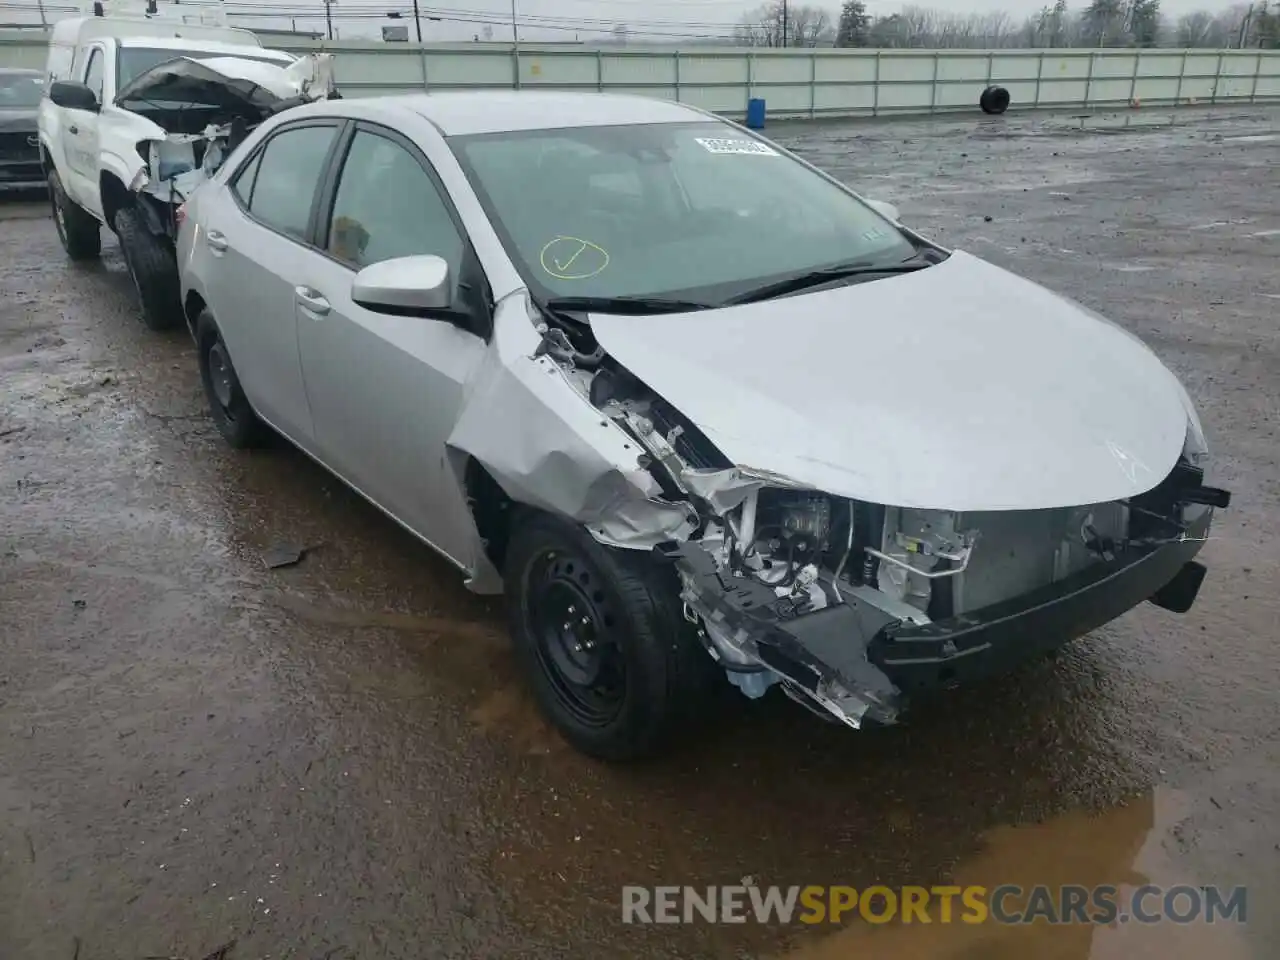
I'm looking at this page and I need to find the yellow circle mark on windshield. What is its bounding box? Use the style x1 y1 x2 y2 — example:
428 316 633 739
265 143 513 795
540 236 610 280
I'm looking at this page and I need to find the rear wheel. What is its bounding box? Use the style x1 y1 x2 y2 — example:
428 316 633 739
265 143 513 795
48 169 101 261
115 205 182 331
196 309 266 449
505 512 714 761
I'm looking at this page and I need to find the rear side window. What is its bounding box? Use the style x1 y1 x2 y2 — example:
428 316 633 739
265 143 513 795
242 125 338 241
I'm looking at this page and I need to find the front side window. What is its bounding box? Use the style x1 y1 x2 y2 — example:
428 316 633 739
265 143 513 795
325 130 464 285
82 49 104 102
243 125 337 241
449 121 918 305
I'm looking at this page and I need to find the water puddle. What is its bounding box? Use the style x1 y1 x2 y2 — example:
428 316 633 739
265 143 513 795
783 788 1254 960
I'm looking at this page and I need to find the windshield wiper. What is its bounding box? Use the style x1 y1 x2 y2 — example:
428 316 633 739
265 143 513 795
543 295 714 316
724 257 935 306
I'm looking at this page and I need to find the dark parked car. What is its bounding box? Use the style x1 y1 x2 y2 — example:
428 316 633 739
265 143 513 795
0 68 46 191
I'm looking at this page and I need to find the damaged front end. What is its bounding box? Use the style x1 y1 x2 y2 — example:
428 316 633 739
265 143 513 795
503 303 1231 731
122 53 338 220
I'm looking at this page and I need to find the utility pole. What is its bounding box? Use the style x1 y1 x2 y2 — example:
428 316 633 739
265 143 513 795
325 0 334 40
412 0 422 41
510 0 518 43
37 0 48 27
781 0 788 47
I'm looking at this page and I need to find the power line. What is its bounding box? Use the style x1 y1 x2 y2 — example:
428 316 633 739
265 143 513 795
0 0 760 38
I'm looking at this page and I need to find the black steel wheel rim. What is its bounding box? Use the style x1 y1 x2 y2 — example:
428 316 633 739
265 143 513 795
205 337 237 417
525 549 627 727
123 243 144 300
51 186 67 246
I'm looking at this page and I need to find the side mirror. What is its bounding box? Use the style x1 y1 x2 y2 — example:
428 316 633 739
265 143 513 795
351 254 453 316
49 80 100 112
865 198 900 222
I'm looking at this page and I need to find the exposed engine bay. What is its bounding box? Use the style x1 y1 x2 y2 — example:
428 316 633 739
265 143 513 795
534 305 1232 731
122 53 338 220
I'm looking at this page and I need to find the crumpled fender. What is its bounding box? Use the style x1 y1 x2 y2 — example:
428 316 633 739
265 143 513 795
445 293 698 551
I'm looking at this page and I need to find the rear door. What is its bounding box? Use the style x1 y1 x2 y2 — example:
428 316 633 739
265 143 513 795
294 122 490 566
198 119 343 445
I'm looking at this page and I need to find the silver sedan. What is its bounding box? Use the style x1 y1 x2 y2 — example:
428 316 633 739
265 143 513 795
177 91 1226 761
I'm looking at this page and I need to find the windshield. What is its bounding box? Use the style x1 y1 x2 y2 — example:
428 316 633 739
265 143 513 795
0 73 43 109
116 46 292 89
449 121 918 305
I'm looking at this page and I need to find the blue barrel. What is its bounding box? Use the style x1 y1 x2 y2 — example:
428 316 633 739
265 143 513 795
746 97 766 130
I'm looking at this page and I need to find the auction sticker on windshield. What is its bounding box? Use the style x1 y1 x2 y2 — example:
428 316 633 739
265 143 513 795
694 137 779 157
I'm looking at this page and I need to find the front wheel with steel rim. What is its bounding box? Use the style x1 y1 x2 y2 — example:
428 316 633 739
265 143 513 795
505 511 714 761
196 309 266 449
47 169 101 261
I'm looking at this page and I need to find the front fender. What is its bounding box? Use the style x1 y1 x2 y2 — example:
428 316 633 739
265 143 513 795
445 292 698 555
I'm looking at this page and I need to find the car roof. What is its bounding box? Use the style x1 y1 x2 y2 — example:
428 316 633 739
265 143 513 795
388 91 715 136
116 36 293 61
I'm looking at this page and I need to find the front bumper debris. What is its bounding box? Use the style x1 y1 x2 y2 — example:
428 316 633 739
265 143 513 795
657 505 1214 729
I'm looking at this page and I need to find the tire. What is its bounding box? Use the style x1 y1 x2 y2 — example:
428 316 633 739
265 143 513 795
114 205 182 331
196 309 267 449
980 85 1011 116
504 511 715 762
48 169 101 261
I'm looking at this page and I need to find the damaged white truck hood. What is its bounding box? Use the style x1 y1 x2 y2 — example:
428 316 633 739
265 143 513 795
117 52 336 200
115 53 335 108
588 250 1190 512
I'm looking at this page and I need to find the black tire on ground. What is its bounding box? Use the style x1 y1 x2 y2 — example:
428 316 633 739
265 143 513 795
980 85 1011 116
48 169 101 261
504 511 716 762
114 205 183 331
195 309 267 449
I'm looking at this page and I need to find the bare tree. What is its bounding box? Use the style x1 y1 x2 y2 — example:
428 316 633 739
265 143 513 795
737 1 835 47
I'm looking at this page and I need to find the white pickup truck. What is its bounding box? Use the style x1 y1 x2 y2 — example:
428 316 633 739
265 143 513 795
38 11 337 330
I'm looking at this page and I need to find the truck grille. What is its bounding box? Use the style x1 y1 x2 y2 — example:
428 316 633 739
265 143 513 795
0 131 38 161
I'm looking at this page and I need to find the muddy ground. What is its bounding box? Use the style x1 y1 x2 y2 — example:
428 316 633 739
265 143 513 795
1 105 1277 960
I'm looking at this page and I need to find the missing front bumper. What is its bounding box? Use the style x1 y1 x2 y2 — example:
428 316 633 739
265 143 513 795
657 506 1213 728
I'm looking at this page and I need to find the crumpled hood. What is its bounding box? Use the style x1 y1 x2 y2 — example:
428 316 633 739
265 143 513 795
588 250 1191 512
115 53 336 113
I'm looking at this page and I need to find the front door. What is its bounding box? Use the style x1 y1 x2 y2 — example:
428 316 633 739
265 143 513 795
295 124 488 566
63 44 103 214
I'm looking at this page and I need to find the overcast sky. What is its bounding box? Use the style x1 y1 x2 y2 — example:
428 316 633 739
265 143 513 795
1 0 1248 41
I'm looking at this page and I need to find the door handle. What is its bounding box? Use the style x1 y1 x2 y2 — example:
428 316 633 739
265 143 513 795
206 230 228 253
295 286 330 316
68 124 79 135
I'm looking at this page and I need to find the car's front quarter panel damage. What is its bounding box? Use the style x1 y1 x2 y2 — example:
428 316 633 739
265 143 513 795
444 293 698 575
447 290 1231 734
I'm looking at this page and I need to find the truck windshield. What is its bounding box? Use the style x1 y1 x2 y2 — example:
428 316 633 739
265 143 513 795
116 47 293 89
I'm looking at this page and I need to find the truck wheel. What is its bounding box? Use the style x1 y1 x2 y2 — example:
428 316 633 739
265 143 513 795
48 169 101 261
114 206 182 331
195 309 266 449
504 511 714 761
